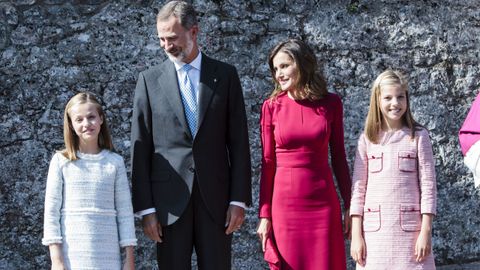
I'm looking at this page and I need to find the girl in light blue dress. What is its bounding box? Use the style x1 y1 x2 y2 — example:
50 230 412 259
42 92 136 270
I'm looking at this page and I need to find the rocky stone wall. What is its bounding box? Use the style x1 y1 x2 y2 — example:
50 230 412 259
0 0 479 269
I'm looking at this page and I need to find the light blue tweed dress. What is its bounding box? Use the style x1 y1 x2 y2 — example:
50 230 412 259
43 150 137 269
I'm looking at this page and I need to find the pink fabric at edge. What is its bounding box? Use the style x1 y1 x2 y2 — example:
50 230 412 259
459 92 480 156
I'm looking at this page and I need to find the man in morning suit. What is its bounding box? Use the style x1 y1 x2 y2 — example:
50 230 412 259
130 1 252 269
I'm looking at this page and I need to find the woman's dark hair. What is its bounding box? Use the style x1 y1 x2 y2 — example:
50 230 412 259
268 39 328 100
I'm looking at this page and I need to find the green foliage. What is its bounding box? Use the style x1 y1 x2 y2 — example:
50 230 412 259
347 3 359 13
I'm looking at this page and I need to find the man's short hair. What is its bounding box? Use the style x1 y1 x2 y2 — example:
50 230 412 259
157 1 198 29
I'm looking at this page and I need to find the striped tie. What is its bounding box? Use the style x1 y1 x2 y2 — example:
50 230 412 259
179 64 197 137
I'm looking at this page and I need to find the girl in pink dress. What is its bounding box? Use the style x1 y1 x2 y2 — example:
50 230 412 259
350 70 437 270
256 39 352 270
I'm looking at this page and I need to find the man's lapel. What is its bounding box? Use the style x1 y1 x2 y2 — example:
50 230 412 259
158 61 191 137
198 54 216 132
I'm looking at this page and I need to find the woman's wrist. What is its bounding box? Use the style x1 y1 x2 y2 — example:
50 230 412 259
421 213 433 233
351 231 363 239
125 246 134 258
420 227 432 234
51 256 64 264
49 244 63 263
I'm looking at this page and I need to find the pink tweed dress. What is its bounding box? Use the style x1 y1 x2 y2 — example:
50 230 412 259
350 127 437 270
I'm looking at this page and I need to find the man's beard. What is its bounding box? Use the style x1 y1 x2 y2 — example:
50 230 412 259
166 38 194 64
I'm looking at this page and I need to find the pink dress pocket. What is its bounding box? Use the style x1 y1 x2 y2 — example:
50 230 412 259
400 204 421 232
363 205 381 232
367 152 383 173
398 151 417 172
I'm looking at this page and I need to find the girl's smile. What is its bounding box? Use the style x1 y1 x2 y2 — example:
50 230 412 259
69 102 103 151
379 84 407 131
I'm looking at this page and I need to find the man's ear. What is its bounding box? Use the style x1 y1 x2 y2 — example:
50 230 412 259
190 24 199 38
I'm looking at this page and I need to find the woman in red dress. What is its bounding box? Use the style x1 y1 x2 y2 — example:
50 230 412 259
256 39 352 270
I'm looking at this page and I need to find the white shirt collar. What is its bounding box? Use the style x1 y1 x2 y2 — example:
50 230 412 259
173 52 202 72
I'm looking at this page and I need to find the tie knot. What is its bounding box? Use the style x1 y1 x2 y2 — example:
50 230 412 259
183 64 193 73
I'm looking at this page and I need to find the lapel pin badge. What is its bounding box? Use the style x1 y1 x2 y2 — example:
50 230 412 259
214 78 217 83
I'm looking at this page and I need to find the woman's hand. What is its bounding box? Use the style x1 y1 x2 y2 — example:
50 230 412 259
256 218 272 252
350 234 366 267
51 260 66 270
415 230 432 262
415 213 433 262
49 244 66 270
350 215 366 266
123 246 135 270
123 260 135 270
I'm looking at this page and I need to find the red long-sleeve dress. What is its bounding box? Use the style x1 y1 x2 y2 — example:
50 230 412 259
259 92 351 270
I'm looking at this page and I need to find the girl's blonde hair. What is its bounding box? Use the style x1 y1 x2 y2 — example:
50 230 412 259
365 70 420 143
267 39 328 101
61 92 113 160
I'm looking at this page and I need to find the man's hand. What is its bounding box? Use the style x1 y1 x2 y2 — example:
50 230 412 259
142 213 163 242
225 205 245 235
